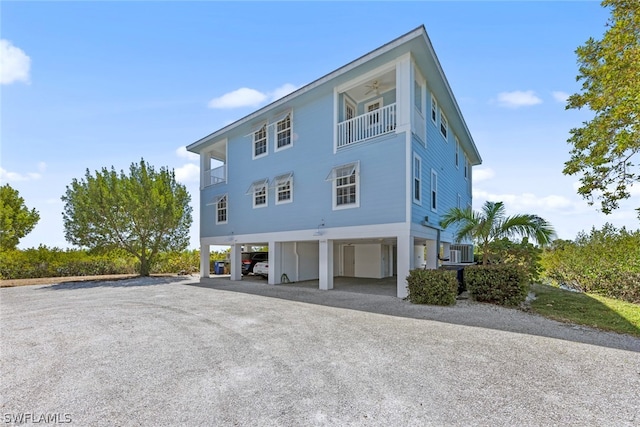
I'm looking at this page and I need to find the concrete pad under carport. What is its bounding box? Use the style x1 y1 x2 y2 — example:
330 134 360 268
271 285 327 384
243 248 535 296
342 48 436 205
238 274 398 297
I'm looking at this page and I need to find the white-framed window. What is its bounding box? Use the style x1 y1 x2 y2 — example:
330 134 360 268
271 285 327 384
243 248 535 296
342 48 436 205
430 169 438 212
440 111 448 140
272 172 293 205
215 194 228 224
467 161 472 195
364 98 383 126
464 155 468 179
246 179 269 208
414 80 423 113
326 162 359 210
413 154 421 204
455 136 460 168
253 124 267 159
431 94 438 124
275 113 292 151
457 193 461 209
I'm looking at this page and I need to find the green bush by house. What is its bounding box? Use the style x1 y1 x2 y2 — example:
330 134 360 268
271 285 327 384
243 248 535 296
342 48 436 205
464 264 528 306
406 269 458 306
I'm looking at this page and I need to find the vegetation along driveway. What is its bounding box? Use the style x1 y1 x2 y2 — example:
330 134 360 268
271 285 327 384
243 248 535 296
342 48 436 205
1 276 639 426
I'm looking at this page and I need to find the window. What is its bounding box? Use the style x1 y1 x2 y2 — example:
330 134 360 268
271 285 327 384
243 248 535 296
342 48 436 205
216 195 227 224
413 154 421 204
457 193 461 209
272 172 293 205
253 125 267 159
455 136 460 168
364 98 383 126
246 179 269 208
440 111 448 140
276 113 292 150
430 169 438 212
414 80 422 112
326 162 359 209
431 95 437 124
464 155 468 179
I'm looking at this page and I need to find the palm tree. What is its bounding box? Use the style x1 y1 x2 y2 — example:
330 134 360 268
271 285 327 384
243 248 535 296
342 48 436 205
440 201 556 265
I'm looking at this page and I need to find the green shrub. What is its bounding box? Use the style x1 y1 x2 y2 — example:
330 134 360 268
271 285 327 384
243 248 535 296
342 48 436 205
406 269 458 306
540 224 640 304
464 264 528 306
485 237 542 284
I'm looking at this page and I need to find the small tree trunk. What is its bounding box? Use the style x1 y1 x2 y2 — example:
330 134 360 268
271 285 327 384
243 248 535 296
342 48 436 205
139 252 150 276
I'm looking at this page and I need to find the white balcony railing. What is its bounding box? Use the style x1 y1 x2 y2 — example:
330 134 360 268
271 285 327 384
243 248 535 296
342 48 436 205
337 103 396 148
207 164 226 187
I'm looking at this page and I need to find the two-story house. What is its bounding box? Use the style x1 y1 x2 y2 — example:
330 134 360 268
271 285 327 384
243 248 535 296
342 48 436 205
187 25 482 298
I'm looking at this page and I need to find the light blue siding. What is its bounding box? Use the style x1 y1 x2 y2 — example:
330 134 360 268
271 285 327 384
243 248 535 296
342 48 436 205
201 91 407 238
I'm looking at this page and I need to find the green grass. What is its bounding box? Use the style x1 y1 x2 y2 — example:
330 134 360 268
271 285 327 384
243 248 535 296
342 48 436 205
529 283 640 337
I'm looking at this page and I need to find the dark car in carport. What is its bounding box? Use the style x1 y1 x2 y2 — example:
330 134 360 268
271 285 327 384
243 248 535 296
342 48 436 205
241 252 268 275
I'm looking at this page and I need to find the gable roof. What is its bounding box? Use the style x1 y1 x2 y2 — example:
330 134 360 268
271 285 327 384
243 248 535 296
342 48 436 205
187 25 481 165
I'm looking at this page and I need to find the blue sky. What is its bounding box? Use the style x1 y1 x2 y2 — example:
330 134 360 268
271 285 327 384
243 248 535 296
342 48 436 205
2 1 638 250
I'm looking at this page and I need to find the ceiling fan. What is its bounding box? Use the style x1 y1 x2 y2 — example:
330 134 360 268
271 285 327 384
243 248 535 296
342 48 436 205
364 79 387 96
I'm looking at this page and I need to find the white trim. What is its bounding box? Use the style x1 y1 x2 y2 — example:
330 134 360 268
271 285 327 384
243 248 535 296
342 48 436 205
440 111 448 140
274 111 293 152
430 94 438 125
215 194 228 225
272 172 294 205
329 162 360 210
430 169 438 212
412 153 421 205
252 123 268 160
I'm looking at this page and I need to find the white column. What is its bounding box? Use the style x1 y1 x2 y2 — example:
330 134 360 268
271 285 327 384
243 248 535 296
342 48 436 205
395 53 412 133
230 243 242 281
425 239 438 270
319 239 333 290
200 243 210 278
396 233 412 298
268 241 282 285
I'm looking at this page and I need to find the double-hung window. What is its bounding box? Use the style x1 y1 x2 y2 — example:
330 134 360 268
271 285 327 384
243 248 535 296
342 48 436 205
431 95 438 124
440 111 448 140
246 179 269 208
253 124 267 159
430 169 438 212
215 194 228 224
272 172 293 205
413 154 421 204
276 113 292 150
327 162 359 210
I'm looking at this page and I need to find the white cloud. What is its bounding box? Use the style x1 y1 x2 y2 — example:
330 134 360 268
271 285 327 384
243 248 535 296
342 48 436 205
207 83 299 109
174 163 200 183
0 39 31 85
495 90 542 108
473 168 495 182
552 91 570 103
0 163 46 182
473 189 576 213
269 83 298 101
175 146 199 161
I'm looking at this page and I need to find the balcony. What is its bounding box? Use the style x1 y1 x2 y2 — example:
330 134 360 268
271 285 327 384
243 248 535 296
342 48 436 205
337 103 396 148
207 164 226 187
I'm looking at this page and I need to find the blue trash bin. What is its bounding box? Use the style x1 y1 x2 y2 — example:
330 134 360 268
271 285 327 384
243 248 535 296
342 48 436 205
214 261 225 275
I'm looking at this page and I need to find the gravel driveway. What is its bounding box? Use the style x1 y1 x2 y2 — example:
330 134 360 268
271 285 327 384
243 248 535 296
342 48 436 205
1 276 639 426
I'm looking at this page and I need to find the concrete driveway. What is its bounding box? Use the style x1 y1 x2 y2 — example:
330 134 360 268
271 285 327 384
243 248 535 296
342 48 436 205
1 276 639 426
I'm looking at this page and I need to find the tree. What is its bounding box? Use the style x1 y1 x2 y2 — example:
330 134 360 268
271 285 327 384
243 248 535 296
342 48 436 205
563 0 640 218
439 201 556 265
61 159 193 276
0 184 40 250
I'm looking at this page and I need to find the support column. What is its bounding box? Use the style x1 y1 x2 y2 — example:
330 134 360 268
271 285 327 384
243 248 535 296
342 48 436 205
425 239 438 270
396 233 412 298
268 241 282 285
200 243 210 278
230 243 242 281
319 239 333 290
